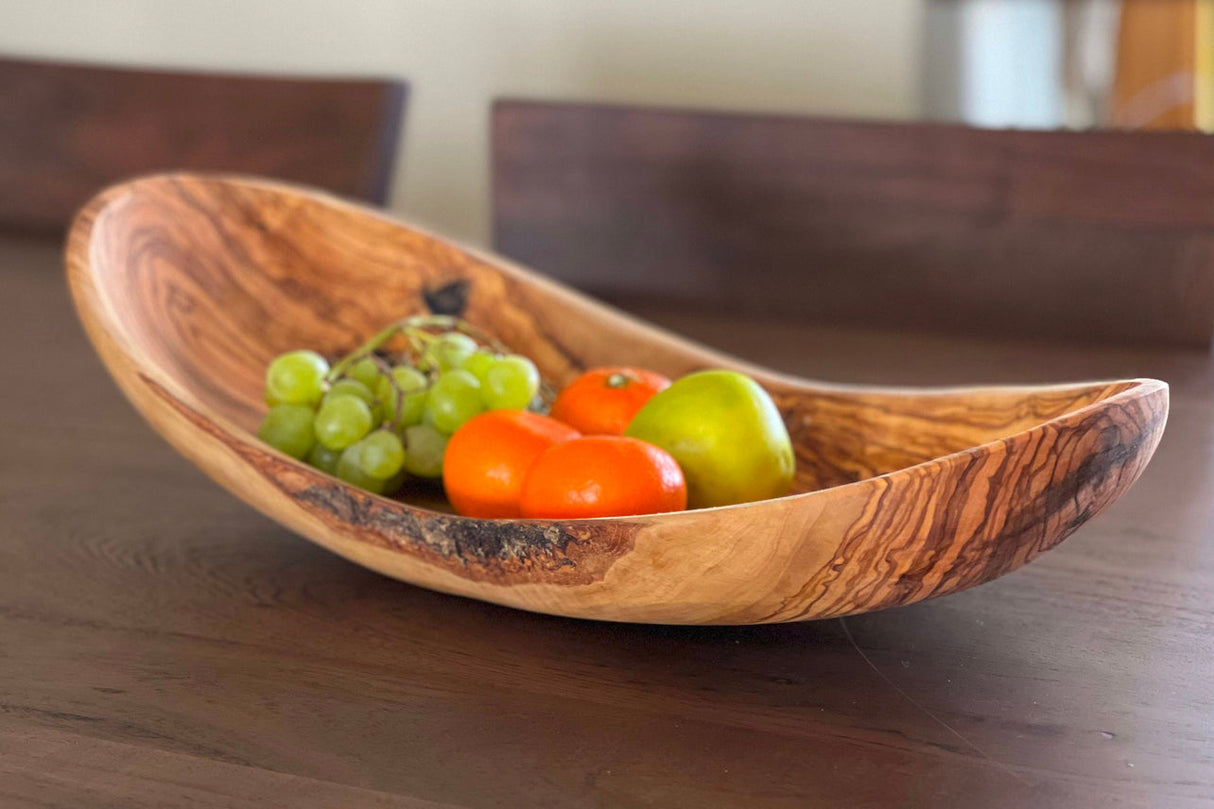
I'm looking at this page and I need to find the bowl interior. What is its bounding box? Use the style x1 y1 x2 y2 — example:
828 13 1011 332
87 176 1136 497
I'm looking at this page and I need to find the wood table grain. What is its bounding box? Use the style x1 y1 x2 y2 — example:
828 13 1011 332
2 237 1211 808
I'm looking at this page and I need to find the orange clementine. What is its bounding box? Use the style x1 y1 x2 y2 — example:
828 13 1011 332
443 410 580 518
550 367 670 436
520 436 687 519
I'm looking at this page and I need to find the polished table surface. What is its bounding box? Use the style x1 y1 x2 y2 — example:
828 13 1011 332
3 236 1212 808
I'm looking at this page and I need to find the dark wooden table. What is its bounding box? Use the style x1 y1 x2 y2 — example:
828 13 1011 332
3 237 1212 808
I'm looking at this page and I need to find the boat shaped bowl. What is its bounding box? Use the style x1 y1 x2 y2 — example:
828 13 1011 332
66 174 1168 624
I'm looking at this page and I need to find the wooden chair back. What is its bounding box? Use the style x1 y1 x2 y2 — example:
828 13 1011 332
493 100 1214 347
0 56 407 235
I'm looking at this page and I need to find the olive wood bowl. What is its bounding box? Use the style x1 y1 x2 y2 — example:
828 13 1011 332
66 174 1168 624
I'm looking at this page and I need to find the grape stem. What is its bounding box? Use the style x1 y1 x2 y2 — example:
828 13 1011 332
322 314 554 428
325 323 403 382
364 353 408 433
400 315 515 357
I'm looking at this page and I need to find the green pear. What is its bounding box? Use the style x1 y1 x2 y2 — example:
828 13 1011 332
625 370 794 509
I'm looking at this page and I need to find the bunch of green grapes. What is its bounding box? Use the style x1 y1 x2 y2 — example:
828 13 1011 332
256 326 541 496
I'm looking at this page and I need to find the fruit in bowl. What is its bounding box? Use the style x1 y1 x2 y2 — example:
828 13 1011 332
626 370 795 509
255 317 539 495
442 410 579 518
254 317 795 519
549 367 670 436
520 435 687 519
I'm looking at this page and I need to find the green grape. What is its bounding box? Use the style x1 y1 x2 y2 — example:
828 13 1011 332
401 424 448 479
483 354 540 411
336 444 388 494
358 430 406 479
325 378 381 425
306 443 342 475
422 332 478 372
462 350 497 386
265 350 329 407
348 356 384 391
314 394 373 450
426 370 484 434
324 378 373 405
257 404 316 459
381 467 407 497
378 366 428 426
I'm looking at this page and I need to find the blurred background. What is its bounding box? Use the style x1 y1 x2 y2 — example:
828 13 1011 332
2 0 1208 247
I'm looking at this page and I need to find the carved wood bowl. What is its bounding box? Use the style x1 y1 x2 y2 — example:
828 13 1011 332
67 174 1169 625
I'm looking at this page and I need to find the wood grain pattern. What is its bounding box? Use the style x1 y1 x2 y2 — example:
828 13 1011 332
0 56 406 235
492 99 1214 347
5 237 1213 805
66 174 1167 624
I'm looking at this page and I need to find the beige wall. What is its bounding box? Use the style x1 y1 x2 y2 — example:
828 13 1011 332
0 0 924 246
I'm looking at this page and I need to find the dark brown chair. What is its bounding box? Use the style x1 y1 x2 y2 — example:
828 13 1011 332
492 99 1214 348
0 56 407 235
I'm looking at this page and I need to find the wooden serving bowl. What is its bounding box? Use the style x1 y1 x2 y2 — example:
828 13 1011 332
67 174 1168 625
